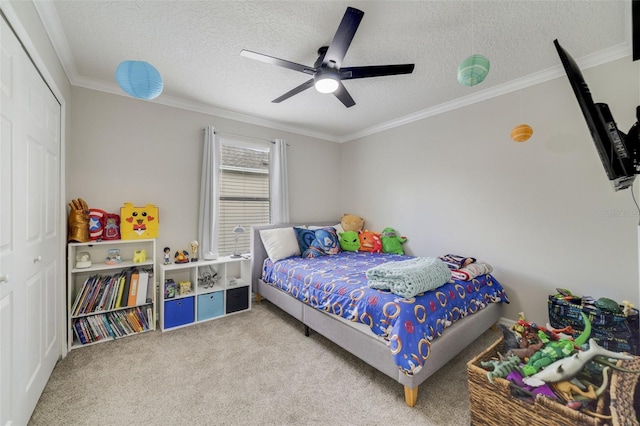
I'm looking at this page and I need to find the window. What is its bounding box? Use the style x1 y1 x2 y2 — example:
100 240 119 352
218 143 270 255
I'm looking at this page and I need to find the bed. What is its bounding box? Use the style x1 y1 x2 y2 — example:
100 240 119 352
250 222 509 407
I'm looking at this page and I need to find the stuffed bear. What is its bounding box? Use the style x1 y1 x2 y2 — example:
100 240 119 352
338 230 360 252
358 230 382 253
381 227 407 255
341 213 365 232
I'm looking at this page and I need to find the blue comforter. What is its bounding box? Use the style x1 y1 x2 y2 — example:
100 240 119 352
262 251 509 376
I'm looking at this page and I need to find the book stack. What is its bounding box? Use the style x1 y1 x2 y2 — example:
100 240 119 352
70 268 154 346
72 306 153 345
71 268 152 315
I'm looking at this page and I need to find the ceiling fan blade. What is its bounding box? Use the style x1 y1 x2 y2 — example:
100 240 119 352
272 79 315 103
240 50 316 75
323 7 364 68
333 82 356 108
340 64 415 80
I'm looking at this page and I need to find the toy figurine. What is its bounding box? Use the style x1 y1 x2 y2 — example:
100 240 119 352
163 247 171 264
175 250 189 264
105 249 121 265
133 249 146 263
190 240 199 262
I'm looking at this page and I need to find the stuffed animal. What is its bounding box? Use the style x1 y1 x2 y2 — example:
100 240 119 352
381 227 407 255
303 227 340 258
358 230 382 253
339 231 360 252
341 213 365 232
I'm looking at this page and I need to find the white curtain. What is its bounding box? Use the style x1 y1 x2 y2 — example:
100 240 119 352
270 139 289 223
198 126 220 255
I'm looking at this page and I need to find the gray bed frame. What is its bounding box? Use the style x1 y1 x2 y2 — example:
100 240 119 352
250 222 502 407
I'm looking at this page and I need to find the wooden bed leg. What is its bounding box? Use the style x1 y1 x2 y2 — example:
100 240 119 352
404 386 418 407
490 322 498 331
255 293 262 304
304 325 310 337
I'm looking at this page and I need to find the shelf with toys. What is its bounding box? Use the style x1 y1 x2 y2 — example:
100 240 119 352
158 251 251 331
67 238 157 350
66 200 161 350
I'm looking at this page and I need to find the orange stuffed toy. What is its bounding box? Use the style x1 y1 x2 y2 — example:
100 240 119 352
358 230 382 253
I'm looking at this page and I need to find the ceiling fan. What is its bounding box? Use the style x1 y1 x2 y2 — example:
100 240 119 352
240 6 415 108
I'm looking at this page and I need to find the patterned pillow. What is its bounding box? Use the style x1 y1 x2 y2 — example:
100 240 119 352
294 227 317 254
302 227 341 258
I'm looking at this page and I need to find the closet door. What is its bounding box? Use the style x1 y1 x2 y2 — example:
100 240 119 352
0 15 62 425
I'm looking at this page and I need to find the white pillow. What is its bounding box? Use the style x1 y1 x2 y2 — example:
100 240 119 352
259 227 301 262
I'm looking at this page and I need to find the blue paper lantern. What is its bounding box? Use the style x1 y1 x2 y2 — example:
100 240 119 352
116 60 164 100
457 54 490 87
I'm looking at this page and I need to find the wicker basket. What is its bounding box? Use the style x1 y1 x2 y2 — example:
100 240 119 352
610 357 640 426
467 336 608 426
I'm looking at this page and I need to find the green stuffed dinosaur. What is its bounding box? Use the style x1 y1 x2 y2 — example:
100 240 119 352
381 227 407 255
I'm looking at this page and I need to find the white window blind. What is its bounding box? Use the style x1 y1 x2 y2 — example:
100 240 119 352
218 144 270 255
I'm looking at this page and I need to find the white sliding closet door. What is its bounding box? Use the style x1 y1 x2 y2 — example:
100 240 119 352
0 14 62 425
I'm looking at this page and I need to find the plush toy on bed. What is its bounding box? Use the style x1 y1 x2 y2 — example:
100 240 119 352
341 213 365 232
303 227 341 258
358 230 382 253
338 230 360 252
381 227 407 255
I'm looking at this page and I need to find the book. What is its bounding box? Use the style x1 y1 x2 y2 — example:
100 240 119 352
97 276 114 312
115 272 126 308
77 275 98 315
145 269 154 303
164 279 176 299
127 270 139 307
72 277 92 316
73 320 87 345
120 268 133 308
136 270 149 306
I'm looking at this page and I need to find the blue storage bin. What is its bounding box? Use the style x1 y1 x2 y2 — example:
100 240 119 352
197 292 224 321
164 297 195 329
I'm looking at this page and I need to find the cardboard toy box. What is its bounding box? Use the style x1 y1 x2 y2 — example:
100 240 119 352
120 203 159 240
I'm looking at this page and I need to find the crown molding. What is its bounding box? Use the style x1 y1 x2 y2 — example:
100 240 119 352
339 41 632 143
34 0 633 144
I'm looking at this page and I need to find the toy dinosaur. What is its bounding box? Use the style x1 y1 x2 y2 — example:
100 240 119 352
551 366 610 403
522 338 633 387
481 355 521 383
518 312 592 377
505 341 544 361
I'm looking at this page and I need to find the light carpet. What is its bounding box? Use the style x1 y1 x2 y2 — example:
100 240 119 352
29 300 499 426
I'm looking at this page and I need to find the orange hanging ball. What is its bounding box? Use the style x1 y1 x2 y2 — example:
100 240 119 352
511 124 533 142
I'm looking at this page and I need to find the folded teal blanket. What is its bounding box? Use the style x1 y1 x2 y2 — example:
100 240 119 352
366 257 452 298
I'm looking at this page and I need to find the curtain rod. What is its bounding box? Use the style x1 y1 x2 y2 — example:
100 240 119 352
201 128 289 146
201 128 273 143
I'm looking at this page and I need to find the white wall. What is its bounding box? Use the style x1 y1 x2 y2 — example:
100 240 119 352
68 87 342 262
340 56 640 324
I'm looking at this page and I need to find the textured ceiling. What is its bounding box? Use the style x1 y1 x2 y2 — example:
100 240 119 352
35 0 632 142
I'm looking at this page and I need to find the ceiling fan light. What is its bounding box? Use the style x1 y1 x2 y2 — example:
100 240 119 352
116 60 164 100
314 76 339 93
457 54 490 87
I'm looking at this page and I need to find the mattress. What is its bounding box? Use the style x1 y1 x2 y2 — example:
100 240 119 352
262 251 509 375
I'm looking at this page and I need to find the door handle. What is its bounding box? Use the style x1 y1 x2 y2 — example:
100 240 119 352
0 275 9 283
33 256 42 263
